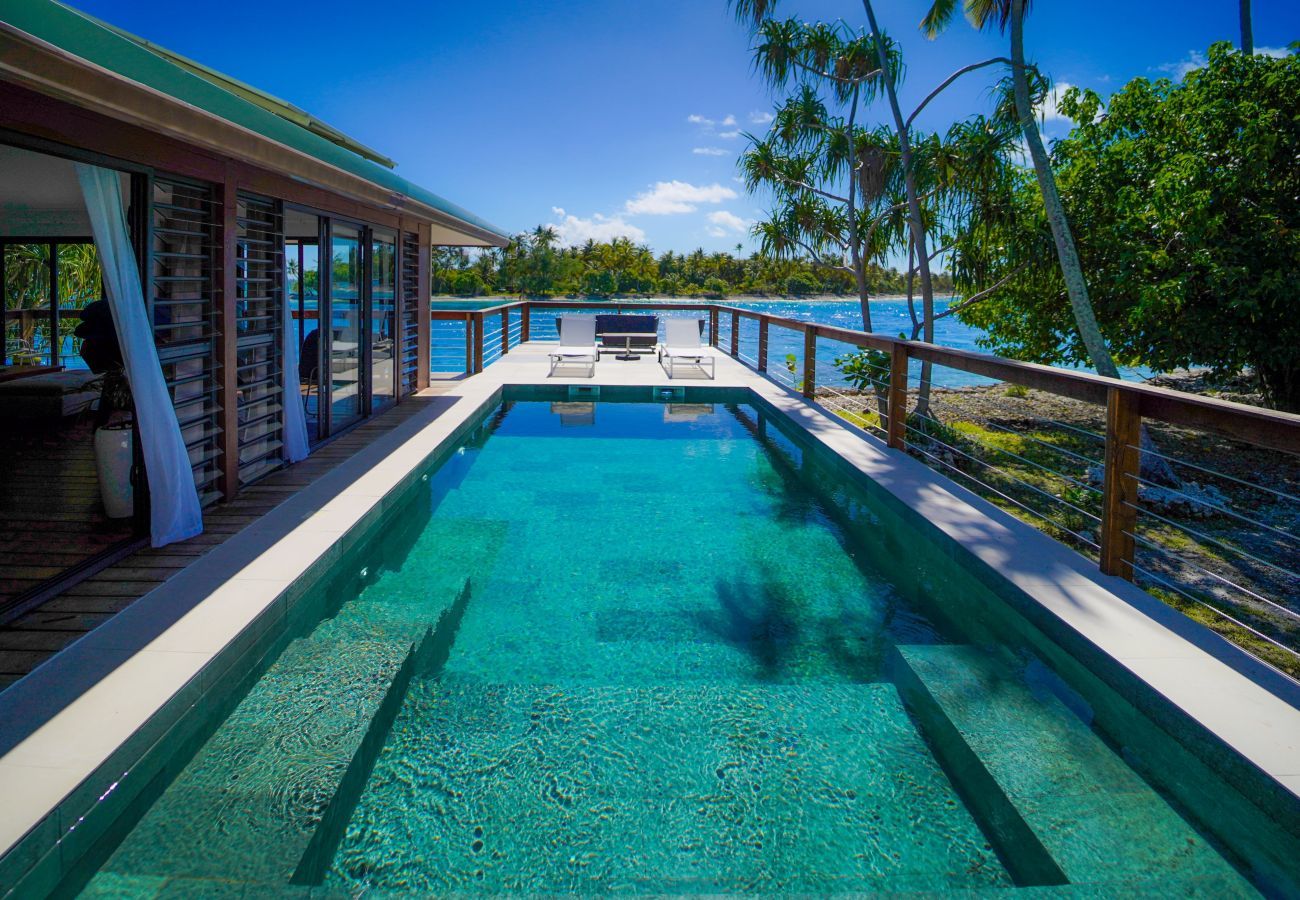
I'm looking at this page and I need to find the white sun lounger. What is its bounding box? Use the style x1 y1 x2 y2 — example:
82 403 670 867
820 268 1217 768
549 315 598 377
658 317 715 379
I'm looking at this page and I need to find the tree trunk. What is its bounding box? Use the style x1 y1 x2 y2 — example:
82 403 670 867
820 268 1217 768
1009 0 1119 381
1257 362 1300 413
860 0 935 346
1240 0 1254 55
1010 0 1178 487
904 237 935 419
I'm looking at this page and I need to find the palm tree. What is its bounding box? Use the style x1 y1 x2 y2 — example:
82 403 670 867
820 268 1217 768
1240 0 1253 55
922 0 1121 381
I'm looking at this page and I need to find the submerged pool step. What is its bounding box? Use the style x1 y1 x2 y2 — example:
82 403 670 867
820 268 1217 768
892 644 1253 893
292 578 473 884
84 581 473 891
327 680 1014 894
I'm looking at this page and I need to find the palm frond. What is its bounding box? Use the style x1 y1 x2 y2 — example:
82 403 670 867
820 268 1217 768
920 0 959 38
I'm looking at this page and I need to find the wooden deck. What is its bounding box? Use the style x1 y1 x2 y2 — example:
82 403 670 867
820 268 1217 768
0 390 451 691
0 414 135 609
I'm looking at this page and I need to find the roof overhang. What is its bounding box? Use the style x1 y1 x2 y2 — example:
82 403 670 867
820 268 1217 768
0 21 508 247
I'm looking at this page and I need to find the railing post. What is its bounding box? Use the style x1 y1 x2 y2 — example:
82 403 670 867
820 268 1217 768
521 303 530 343
802 326 817 399
463 312 473 375
1100 386 1140 580
729 311 739 358
709 308 719 347
887 342 908 449
501 309 509 355
472 311 484 374
757 317 769 372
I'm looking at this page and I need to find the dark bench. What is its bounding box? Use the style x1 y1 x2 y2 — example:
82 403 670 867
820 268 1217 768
556 314 660 354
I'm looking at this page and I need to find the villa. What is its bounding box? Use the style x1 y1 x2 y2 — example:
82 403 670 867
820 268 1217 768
2 2 1300 898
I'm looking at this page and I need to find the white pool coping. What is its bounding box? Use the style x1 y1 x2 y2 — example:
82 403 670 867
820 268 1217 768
1 342 1297 889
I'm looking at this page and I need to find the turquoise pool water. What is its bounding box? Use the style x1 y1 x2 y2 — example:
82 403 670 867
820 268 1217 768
76 389 1273 896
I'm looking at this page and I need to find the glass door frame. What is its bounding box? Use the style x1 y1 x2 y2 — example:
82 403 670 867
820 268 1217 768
286 229 323 443
317 213 374 439
284 201 403 442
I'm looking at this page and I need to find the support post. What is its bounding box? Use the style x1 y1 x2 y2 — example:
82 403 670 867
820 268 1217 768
501 309 509 355
757 318 769 371
887 343 909 449
802 326 817 399
1100 387 1140 580
463 313 473 375
472 312 484 374
709 308 719 346
729 311 739 358
217 169 240 501
521 303 530 343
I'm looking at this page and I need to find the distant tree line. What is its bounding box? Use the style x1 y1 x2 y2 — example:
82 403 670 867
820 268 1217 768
432 230 953 299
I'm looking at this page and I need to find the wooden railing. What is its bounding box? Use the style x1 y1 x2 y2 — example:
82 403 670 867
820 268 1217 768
432 298 1300 670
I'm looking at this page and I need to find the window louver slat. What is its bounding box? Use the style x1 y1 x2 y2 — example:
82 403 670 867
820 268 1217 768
235 193 286 487
152 176 222 507
400 231 420 395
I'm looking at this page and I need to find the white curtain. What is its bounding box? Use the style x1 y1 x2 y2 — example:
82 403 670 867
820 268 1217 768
76 163 203 547
281 293 310 463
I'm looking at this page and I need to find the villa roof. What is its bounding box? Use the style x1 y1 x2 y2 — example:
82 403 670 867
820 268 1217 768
0 0 510 246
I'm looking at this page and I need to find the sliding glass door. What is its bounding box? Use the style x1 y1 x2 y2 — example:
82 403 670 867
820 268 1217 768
370 229 397 410
285 209 406 442
327 223 363 431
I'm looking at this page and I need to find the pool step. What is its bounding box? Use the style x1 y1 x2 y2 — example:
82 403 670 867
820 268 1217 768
327 680 1014 894
292 578 473 884
892 644 1252 892
86 581 472 890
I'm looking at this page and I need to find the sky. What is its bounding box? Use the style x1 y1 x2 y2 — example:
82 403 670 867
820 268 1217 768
70 0 1299 257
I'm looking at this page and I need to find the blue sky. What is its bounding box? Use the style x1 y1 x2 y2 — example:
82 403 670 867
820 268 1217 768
74 1 1298 257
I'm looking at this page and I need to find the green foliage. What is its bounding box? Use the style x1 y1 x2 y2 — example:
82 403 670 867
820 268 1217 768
784 272 819 296
1004 383 1029 398
956 44 1300 409
430 227 934 300
834 348 892 393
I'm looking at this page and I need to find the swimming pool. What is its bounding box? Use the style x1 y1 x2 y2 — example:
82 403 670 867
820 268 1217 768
71 388 1292 896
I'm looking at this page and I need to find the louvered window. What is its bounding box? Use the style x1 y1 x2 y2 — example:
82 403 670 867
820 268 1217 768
151 176 222 505
234 193 285 486
399 230 421 396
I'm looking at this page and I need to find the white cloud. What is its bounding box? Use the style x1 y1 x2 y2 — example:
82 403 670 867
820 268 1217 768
706 210 752 234
1156 51 1206 80
721 114 737 127
692 147 728 156
749 111 774 124
1039 82 1076 123
718 130 741 139
687 114 715 126
547 207 646 246
625 180 738 216
706 227 728 237
1158 46 1291 81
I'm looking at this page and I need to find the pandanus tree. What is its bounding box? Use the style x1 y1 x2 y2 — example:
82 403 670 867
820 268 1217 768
921 0 1122 383
732 18 898 331
732 1 945 341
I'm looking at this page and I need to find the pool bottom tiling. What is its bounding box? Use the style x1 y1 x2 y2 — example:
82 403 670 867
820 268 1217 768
78 392 1260 896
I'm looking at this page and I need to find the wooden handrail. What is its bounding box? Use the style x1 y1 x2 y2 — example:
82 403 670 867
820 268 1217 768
428 299 1299 453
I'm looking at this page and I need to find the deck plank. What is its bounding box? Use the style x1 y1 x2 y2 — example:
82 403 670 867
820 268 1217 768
0 395 443 688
